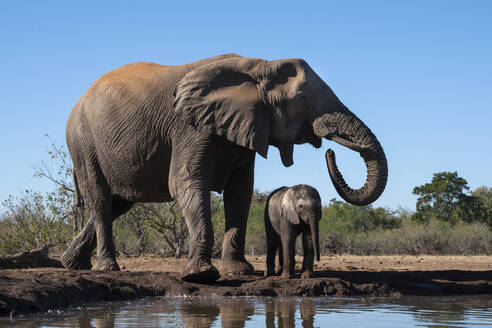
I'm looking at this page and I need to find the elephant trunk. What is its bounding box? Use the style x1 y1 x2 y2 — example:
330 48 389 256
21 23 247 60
313 111 388 206
310 219 320 262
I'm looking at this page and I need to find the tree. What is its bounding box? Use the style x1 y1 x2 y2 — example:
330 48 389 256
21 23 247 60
140 202 187 258
252 189 270 203
321 199 399 234
473 186 492 209
412 171 488 224
472 186 492 226
33 135 83 233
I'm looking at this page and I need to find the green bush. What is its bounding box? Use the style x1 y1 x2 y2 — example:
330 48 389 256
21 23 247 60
320 199 401 235
319 219 492 256
446 221 492 255
0 190 73 255
245 193 267 256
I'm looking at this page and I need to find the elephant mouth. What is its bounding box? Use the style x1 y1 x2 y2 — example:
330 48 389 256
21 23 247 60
273 129 322 167
307 135 322 148
293 122 322 148
326 134 368 153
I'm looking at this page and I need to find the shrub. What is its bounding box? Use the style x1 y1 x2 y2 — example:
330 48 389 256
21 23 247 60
318 219 492 256
0 191 72 255
446 221 492 255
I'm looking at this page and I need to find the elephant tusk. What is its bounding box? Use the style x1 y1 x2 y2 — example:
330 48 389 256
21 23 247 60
329 135 367 153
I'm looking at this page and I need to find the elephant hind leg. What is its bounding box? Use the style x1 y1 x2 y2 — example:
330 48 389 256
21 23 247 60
265 229 280 277
61 196 133 270
61 158 106 270
61 218 96 270
93 197 134 270
62 144 130 271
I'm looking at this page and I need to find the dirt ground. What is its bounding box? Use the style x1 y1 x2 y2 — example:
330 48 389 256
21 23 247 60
118 254 492 273
1 255 491 316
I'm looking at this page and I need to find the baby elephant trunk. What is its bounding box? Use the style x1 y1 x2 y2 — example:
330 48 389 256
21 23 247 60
310 219 320 262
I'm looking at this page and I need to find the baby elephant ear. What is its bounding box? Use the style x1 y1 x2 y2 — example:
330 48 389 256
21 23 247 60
281 189 300 225
174 56 270 158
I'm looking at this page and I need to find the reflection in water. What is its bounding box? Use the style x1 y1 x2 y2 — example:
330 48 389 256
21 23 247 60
220 298 255 328
265 298 315 328
300 299 315 328
178 298 257 328
180 302 220 328
95 309 115 328
1 296 492 327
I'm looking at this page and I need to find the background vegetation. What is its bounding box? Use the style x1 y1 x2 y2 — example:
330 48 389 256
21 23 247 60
1 138 491 257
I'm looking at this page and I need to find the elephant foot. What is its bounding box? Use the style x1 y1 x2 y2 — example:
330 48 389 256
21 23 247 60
301 270 315 278
265 269 276 277
181 258 220 284
61 220 96 270
60 240 92 270
93 256 120 271
221 258 255 276
61 246 93 270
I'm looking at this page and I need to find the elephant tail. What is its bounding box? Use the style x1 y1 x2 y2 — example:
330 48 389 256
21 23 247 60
73 171 84 208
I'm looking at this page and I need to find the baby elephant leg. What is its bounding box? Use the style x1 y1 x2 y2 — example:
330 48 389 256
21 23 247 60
301 231 315 278
280 232 296 279
265 232 280 277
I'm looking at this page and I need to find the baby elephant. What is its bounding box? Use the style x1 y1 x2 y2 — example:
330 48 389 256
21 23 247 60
265 185 322 279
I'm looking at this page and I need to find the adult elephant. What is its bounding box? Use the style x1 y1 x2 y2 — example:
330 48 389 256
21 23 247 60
61 54 387 283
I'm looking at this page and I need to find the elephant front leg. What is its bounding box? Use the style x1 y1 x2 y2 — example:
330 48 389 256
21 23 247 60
280 229 296 279
178 187 220 283
221 164 255 276
277 243 284 276
301 231 315 278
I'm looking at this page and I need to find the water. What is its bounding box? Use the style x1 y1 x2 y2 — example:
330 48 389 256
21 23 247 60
1 296 491 327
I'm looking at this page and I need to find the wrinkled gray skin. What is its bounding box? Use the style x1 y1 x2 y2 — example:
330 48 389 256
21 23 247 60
265 185 322 279
62 54 387 284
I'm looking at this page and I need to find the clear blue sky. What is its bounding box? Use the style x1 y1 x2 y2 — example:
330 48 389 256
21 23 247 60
1 1 491 210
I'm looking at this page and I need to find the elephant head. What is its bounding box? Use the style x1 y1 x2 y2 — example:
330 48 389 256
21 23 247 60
174 55 387 205
281 185 322 261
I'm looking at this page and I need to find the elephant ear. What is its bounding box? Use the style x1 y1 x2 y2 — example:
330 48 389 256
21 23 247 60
256 59 305 167
259 59 304 107
280 189 300 225
173 56 270 158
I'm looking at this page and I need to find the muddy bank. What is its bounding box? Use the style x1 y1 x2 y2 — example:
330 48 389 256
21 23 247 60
1 255 491 316
0 245 63 270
